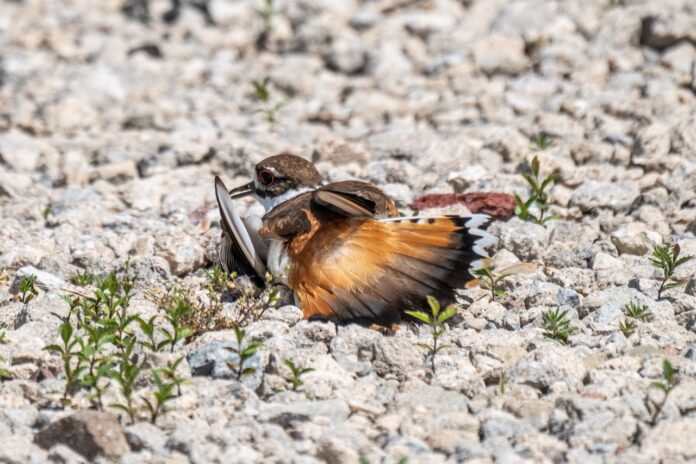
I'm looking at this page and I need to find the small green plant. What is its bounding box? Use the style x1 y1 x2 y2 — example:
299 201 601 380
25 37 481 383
650 244 693 299
41 204 53 220
252 77 285 125
108 336 143 424
284 359 314 391
44 309 86 403
530 133 554 150
618 319 637 337
234 272 281 326
498 374 506 395
226 326 263 380
0 331 11 380
159 356 187 397
473 266 513 300
515 156 559 226
648 359 678 425
18 275 39 303
541 308 576 344
406 296 458 374
624 302 651 321
158 289 194 353
71 270 95 287
143 368 178 425
206 263 231 293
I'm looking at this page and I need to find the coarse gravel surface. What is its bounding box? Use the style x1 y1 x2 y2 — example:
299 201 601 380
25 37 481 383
1 0 696 463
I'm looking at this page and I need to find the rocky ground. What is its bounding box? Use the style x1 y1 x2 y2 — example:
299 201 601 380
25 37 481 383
1 0 696 462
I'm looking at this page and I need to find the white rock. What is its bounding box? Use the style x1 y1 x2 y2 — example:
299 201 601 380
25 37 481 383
610 222 663 256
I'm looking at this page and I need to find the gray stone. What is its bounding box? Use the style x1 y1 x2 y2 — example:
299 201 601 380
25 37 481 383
570 180 639 212
124 423 168 455
492 218 550 261
257 399 350 427
186 340 263 389
594 301 623 325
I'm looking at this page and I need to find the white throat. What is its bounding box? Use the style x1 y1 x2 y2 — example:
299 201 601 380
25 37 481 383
255 187 313 212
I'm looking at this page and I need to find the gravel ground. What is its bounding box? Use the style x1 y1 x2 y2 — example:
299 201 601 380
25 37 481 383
1 0 696 463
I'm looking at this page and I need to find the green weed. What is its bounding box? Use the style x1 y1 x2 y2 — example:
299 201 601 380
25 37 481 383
406 296 458 374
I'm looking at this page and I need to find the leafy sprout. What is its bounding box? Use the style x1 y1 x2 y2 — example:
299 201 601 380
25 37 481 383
158 289 195 353
252 78 285 126
515 156 559 226
541 308 576 344
648 359 678 425
143 367 180 425
108 336 143 424
649 244 693 299
18 275 39 304
530 133 554 150
472 266 513 300
624 302 651 321
406 296 458 374
71 270 95 287
284 359 314 391
618 319 637 337
44 309 86 403
226 326 263 380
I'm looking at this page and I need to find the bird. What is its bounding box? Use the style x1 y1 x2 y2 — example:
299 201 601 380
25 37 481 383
214 152 494 325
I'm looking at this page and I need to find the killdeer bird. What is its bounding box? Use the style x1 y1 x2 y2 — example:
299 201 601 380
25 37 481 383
215 153 494 324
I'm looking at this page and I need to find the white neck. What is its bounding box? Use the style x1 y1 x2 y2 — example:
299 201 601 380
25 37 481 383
256 187 313 212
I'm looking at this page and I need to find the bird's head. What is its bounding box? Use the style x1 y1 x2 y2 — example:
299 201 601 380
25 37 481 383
228 153 322 211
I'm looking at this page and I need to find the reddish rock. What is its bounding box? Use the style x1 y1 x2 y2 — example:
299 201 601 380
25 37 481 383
410 192 516 220
34 411 130 460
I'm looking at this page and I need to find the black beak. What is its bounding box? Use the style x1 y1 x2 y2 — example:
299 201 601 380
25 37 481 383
228 181 255 199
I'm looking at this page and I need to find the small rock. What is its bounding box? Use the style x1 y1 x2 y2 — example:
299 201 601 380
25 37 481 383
594 301 623 325
124 423 168 455
610 222 662 256
473 34 529 75
34 411 130 460
492 218 550 261
323 36 368 75
570 180 639 213
591 252 623 270
258 399 350 427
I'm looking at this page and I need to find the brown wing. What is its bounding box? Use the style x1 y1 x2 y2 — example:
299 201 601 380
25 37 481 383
314 181 399 218
287 215 493 325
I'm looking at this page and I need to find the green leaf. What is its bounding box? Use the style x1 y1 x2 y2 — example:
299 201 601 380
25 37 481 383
43 344 65 354
437 305 458 324
650 381 667 392
662 360 674 381
405 310 431 324
242 367 256 377
521 173 539 192
242 342 263 356
531 156 540 176
426 296 440 317
662 281 685 291
108 403 131 414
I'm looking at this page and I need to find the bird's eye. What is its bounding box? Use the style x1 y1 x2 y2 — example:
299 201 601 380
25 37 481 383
258 169 275 186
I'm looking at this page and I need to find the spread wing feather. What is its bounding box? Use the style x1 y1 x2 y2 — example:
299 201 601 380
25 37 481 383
215 176 267 282
288 215 494 324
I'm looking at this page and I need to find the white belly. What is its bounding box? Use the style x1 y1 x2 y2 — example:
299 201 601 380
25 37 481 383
267 240 290 284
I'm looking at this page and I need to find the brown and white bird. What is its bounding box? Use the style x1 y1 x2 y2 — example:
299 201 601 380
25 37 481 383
215 153 494 325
